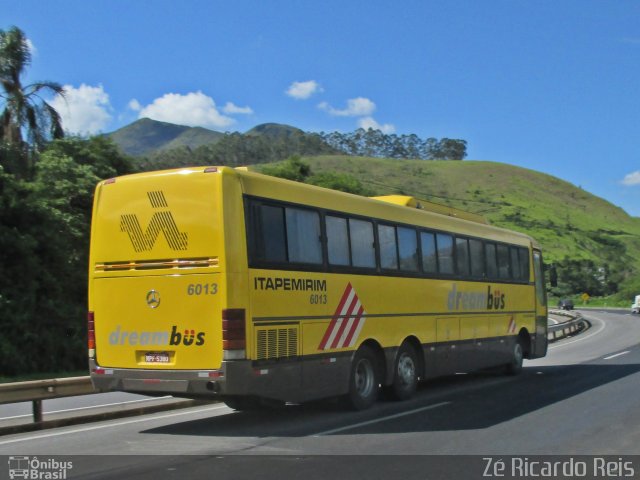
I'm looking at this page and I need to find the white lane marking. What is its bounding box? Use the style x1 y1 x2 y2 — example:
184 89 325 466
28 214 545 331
1 396 174 420
549 318 607 349
0 404 228 446
604 351 630 360
313 401 450 436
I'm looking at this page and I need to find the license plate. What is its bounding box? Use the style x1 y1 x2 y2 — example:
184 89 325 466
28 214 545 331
145 352 170 363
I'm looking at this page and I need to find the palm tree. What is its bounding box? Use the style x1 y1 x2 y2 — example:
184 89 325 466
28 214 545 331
0 26 65 153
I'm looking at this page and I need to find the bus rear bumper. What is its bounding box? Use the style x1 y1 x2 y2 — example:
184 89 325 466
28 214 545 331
89 357 345 403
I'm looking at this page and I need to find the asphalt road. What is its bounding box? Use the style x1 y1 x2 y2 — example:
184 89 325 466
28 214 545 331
1 309 639 479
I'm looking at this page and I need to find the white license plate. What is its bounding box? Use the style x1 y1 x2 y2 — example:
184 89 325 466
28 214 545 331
145 352 170 363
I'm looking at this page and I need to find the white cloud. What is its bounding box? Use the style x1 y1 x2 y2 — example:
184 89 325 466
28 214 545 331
286 80 323 100
318 97 376 117
136 91 235 129
358 116 396 134
222 102 254 115
128 99 142 111
622 171 640 186
50 84 112 134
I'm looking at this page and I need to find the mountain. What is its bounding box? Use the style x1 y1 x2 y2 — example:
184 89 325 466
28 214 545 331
244 123 305 139
108 118 224 156
108 120 309 157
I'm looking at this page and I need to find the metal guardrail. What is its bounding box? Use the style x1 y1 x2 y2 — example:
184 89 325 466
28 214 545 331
547 309 587 341
0 376 95 422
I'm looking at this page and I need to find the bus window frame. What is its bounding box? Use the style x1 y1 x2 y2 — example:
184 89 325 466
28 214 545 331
244 195 533 285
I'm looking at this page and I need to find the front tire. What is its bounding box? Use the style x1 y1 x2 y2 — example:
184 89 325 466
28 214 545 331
344 345 379 410
505 338 524 375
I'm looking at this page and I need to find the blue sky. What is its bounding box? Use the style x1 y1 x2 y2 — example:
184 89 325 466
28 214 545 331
3 0 640 216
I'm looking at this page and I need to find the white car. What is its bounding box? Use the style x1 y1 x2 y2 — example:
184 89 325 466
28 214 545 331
632 295 640 314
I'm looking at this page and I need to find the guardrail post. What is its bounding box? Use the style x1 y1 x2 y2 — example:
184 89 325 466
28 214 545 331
33 399 43 423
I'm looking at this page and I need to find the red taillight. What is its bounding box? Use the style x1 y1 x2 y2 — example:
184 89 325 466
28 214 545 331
222 309 246 350
103 178 116 185
88 311 95 353
204 167 218 173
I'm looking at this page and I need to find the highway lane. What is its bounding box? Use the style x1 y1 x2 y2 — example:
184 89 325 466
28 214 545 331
1 309 639 478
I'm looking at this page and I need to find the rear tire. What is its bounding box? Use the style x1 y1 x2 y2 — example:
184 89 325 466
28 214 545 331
344 345 379 410
505 338 524 375
386 342 419 401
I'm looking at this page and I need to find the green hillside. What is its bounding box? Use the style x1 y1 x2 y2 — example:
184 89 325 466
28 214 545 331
160 126 224 151
256 155 640 297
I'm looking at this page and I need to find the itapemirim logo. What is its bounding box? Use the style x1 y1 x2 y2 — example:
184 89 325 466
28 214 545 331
120 191 188 252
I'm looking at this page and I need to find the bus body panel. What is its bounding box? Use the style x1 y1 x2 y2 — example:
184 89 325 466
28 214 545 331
89 166 547 404
93 273 222 370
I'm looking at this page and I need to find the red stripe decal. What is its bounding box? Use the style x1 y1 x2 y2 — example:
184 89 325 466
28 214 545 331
343 305 365 347
318 283 353 350
330 294 359 349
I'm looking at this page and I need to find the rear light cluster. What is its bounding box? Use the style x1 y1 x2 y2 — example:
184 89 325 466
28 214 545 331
88 311 95 358
222 309 246 349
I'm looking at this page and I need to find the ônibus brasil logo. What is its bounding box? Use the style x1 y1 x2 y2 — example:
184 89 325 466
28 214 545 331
120 190 188 252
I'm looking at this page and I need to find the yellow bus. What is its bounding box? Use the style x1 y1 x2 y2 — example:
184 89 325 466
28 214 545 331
88 166 548 410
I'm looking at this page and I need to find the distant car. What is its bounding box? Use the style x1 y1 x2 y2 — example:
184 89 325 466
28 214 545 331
558 299 574 310
632 295 640 314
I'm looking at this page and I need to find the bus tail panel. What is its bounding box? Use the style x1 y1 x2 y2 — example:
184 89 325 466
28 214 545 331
93 273 223 370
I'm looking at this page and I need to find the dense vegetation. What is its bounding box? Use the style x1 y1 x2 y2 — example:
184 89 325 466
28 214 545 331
0 138 134 376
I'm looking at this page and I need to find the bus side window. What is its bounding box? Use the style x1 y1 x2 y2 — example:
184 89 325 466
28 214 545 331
326 215 350 266
285 207 322 264
378 224 398 270
519 247 531 281
485 242 498 279
398 227 419 272
436 233 454 274
259 204 287 263
349 219 376 268
421 231 438 274
455 237 470 276
510 247 521 280
469 238 485 277
497 244 510 279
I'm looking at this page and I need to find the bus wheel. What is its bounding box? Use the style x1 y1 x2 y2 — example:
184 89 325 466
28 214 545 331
505 339 524 375
223 395 261 411
344 345 379 410
387 342 419 401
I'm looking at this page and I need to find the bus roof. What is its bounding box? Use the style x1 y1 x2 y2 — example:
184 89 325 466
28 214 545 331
99 166 538 249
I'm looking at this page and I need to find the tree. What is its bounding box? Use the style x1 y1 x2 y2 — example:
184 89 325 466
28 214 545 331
0 26 65 176
0 136 134 376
